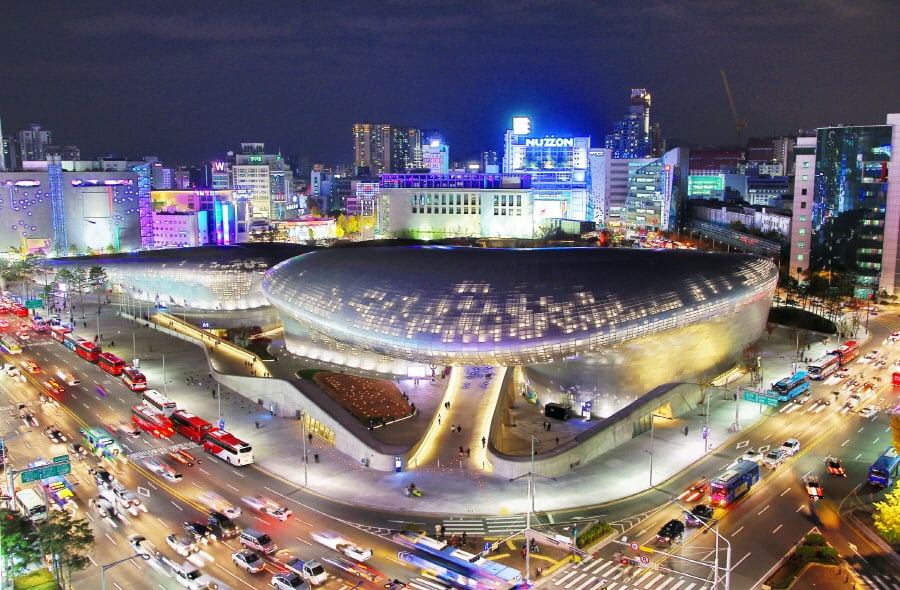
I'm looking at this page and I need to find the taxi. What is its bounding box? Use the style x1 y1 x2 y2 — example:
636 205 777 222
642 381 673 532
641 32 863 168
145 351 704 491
22 360 41 373
43 379 65 397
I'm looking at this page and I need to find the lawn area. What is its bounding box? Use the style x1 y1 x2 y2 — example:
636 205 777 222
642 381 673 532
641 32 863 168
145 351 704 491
14 568 55 590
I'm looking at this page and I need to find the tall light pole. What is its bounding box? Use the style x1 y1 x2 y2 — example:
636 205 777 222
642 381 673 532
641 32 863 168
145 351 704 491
162 353 167 395
299 409 308 487
101 553 151 590
509 434 556 585
670 498 731 589
648 412 672 487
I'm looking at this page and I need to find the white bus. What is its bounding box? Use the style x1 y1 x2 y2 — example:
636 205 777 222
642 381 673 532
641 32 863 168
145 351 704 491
141 389 177 416
16 487 48 522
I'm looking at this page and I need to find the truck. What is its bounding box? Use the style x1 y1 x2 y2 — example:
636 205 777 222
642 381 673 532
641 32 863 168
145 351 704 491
285 557 329 585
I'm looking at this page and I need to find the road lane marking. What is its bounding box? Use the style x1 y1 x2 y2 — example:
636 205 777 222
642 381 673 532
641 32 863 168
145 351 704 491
772 524 783 534
780 487 791 496
731 526 744 536
757 505 770 516
733 551 752 569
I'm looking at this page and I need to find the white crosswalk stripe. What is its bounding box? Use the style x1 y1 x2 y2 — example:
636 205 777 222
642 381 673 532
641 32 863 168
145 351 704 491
564 573 588 589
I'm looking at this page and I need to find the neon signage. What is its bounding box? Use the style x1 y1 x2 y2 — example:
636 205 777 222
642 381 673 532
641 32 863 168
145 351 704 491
524 138 574 147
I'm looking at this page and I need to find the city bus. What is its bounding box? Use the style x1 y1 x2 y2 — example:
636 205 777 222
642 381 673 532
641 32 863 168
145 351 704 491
203 429 254 466
0 334 22 354
141 389 177 416
97 352 126 376
49 324 71 343
831 340 860 367
767 370 810 402
28 459 75 510
806 353 840 380
709 459 760 507
122 366 147 391
80 426 125 461
15 487 48 521
394 532 522 590
30 316 48 333
170 409 213 443
868 446 900 487
62 332 102 362
131 405 175 438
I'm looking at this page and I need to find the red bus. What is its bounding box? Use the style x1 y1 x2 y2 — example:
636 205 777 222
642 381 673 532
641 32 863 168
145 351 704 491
122 367 147 391
831 340 860 367
130 405 175 439
170 410 213 443
11 306 28 317
62 332 101 362
49 325 72 343
97 352 126 376
203 429 254 466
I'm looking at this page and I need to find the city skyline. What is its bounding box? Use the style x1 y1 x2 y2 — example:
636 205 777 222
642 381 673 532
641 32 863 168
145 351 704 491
2 0 898 166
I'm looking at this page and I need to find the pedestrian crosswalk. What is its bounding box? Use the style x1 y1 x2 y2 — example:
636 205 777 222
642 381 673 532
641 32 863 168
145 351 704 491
442 516 527 536
860 573 900 590
550 557 709 590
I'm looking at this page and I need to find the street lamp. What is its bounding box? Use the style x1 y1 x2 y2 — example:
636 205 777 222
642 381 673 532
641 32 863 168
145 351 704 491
670 498 732 589
509 434 556 585
101 553 151 590
648 412 673 487
300 410 308 487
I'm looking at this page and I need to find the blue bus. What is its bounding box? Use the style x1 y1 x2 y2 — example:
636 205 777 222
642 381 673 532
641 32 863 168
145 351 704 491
768 370 810 402
868 446 900 487
709 460 760 507
394 532 522 590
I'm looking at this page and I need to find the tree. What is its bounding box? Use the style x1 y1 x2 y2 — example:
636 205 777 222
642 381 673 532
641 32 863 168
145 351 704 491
68 266 89 319
892 414 900 456
873 487 900 544
35 511 94 589
88 265 108 315
0 508 41 577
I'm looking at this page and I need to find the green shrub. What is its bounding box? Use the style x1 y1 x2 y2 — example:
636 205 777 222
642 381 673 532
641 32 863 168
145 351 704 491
575 521 613 548
805 533 827 546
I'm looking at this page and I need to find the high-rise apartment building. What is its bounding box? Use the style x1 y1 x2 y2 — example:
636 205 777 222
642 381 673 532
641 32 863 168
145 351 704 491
390 127 422 173
789 114 900 296
422 134 450 174
17 124 52 162
353 123 391 175
604 89 659 159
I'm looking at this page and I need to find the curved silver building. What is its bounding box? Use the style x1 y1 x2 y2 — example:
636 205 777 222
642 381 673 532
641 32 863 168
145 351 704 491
262 246 778 373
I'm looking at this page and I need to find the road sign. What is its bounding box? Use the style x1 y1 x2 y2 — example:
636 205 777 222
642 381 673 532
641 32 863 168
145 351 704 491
629 542 639 551
743 390 780 407
52 455 68 464
20 461 71 483
24 299 42 309
639 555 650 564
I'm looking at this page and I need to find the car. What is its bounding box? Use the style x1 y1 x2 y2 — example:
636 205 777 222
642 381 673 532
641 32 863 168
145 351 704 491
740 448 763 464
182 521 215 544
43 425 67 444
656 519 685 544
116 422 141 438
242 495 292 521
4 363 20 377
232 549 266 574
864 350 878 360
143 459 183 483
198 491 242 518
272 572 307 590
804 475 824 500
786 299 799 306
844 394 862 410
311 531 373 561
679 478 709 502
0 319 8 330
168 449 196 466
781 438 801 456
826 456 847 477
43 379 65 397
859 406 878 418
69 442 88 458
88 467 115 488
811 398 831 409
22 360 41 373
166 533 199 556
685 504 714 526
764 449 786 468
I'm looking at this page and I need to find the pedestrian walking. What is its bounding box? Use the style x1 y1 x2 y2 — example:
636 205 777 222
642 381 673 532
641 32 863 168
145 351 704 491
482 436 487 448
451 424 456 434
555 437 559 446
546 422 551 432
684 425 689 436
255 420 260 429
462 531 468 546
314 453 319 463
308 433 313 445
465 447 470 458
437 413 442 425
457 425 462 434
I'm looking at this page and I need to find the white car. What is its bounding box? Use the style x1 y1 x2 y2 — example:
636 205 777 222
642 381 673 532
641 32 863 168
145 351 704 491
859 406 878 418
242 495 292 521
764 449 786 468
143 458 183 483
198 491 242 518
232 549 266 574
311 531 373 561
781 438 801 456
166 533 199 557
272 572 307 590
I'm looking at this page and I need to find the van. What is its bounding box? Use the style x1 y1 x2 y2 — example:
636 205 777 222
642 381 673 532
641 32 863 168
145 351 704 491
207 511 239 539
56 370 80 386
239 528 277 555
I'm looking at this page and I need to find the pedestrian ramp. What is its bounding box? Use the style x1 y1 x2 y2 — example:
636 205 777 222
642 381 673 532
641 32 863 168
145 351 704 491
442 516 527 537
549 556 710 590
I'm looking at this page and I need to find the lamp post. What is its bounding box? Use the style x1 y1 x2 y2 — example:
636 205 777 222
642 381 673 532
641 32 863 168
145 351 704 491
670 498 732 589
100 553 151 590
509 434 556 586
648 412 672 487
162 353 168 395
300 410 308 486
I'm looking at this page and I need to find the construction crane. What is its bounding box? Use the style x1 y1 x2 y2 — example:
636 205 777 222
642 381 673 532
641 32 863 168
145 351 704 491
720 69 747 147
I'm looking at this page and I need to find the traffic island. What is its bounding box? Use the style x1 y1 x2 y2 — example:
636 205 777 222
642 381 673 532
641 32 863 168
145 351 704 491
762 531 841 589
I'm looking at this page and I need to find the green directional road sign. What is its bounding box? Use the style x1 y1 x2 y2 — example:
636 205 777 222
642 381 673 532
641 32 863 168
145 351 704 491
20 462 71 483
52 455 68 464
24 298 43 309
743 390 781 407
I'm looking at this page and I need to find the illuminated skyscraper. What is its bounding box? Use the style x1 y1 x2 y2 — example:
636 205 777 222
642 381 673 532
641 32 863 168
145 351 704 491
390 126 422 173
604 89 659 159
353 123 391 175
17 124 52 162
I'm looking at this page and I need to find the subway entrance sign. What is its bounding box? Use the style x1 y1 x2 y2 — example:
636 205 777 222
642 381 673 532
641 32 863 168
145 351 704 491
20 461 71 483
743 390 780 407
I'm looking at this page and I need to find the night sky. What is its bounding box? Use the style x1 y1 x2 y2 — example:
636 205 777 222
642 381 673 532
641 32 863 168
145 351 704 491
3 0 898 166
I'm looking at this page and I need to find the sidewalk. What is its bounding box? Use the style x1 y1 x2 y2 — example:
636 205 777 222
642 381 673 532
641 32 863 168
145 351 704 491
91 298 868 516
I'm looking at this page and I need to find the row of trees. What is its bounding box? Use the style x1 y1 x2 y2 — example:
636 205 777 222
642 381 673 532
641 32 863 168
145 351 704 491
0 509 94 588
872 414 900 544
0 254 109 319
